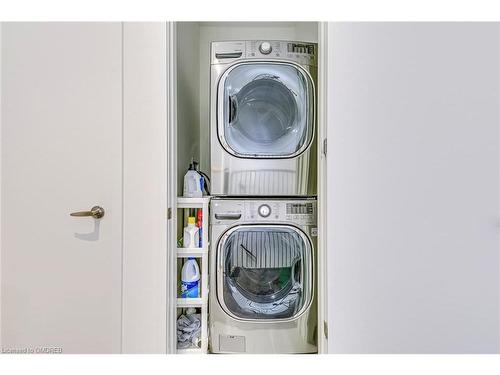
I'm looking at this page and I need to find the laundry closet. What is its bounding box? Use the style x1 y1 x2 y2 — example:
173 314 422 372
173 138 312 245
172 22 322 354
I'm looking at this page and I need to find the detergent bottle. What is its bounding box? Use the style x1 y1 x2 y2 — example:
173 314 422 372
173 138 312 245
183 162 203 198
180 258 200 298
183 217 200 248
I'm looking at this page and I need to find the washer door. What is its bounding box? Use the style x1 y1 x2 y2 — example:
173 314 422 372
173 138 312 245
218 62 314 158
217 225 313 321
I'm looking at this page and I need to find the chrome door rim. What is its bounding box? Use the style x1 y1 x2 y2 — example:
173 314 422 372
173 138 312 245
216 223 314 323
216 60 316 159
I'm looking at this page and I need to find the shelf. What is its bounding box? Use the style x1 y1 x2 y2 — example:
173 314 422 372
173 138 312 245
175 196 210 354
176 247 208 258
177 346 203 354
177 196 211 208
177 298 206 308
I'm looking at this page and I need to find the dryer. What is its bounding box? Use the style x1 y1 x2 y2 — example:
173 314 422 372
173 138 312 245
209 197 317 353
210 41 317 196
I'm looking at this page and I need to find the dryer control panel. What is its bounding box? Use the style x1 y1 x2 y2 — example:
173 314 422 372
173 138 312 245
211 198 317 225
211 40 317 66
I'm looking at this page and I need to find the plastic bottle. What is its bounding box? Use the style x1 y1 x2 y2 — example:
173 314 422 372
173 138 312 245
193 161 205 194
196 209 203 248
183 217 200 248
180 258 200 298
183 162 203 198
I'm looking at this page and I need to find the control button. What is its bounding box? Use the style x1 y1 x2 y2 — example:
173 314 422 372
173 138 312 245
259 42 272 54
258 204 271 217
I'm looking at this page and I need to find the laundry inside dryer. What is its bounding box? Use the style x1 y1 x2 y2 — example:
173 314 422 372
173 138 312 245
221 227 307 319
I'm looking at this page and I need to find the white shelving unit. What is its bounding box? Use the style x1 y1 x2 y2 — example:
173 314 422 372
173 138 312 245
176 197 210 354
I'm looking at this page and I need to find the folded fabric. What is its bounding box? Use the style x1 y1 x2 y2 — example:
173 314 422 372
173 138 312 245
177 313 201 349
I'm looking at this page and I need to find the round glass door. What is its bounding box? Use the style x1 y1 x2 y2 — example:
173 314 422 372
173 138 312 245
217 225 312 320
218 63 314 158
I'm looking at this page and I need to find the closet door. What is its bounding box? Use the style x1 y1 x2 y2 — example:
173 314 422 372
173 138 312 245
326 23 500 353
1 23 123 353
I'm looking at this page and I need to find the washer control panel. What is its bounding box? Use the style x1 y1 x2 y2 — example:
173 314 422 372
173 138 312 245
211 198 316 225
245 200 316 225
247 40 316 65
211 40 317 66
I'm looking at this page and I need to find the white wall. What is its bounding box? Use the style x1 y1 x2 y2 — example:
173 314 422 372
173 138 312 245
122 22 168 354
327 22 500 353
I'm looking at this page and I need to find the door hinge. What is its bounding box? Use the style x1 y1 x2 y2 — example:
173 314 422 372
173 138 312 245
322 138 327 156
167 207 172 220
324 320 329 339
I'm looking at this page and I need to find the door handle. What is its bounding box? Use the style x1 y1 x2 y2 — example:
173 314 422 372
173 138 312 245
214 213 242 220
215 52 242 59
70 206 105 219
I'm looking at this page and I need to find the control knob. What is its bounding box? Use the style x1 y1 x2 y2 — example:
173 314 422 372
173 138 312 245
258 204 271 217
259 42 272 54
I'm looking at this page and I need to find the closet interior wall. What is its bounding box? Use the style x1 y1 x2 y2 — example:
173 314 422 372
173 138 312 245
176 22 201 194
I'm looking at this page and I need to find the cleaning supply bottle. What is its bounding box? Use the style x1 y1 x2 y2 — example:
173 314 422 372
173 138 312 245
180 258 200 298
183 217 200 248
183 162 203 198
193 161 211 196
196 209 203 248
192 161 205 195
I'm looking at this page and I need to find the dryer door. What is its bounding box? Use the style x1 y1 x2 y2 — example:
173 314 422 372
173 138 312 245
217 225 313 321
218 62 314 158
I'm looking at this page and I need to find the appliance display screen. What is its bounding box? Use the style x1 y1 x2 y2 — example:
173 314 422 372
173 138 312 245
286 203 313 215
287 43 315 54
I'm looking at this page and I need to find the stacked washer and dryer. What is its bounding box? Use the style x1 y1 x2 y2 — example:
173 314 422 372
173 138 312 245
209 40 318 354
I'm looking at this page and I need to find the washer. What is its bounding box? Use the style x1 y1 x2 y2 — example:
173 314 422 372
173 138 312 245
209 197 317 353
210 41 317 196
